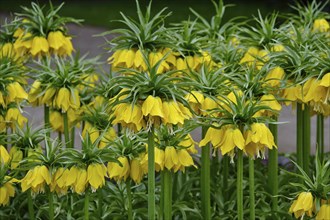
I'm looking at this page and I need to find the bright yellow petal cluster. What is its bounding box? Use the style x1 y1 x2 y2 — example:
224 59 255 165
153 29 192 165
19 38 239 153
200 126 245 158
112 103 145 131
50 167 69 196
5 82 28 104
239 47 269 69
264 66 285 87
255 94 282 117
87 163 108 192
289 192 314 219
21 165 51 194
244 123 277 158
312 18 330 32
65 166 87 194
107 156 131 182
316 204 330 220
49 109 80 133
5 107 28 129
0 178 16 206
0 145 10 164
82 122 117 148
9 146 23 169
0 43 20 60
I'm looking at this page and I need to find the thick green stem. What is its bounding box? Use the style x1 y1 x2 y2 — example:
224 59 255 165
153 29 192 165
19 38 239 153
163 170 172 220
71 127 75 148
160 171 165 219
49 191 54 220
249 158 255 220
296 103 303 168
44 105 50 136
63 112 71 148
28 190 35 220
126 180 133 220
201 126 211 220
317 114 324 163
222 155 229 209
303 105 310 175
237 150 244 220
268 123 278 213
84 190 89 220
148 127 155 220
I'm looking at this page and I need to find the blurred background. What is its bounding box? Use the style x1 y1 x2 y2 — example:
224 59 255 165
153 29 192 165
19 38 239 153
0 0 315 28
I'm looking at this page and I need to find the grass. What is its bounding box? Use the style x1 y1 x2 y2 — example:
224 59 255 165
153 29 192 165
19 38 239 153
0 0 287 28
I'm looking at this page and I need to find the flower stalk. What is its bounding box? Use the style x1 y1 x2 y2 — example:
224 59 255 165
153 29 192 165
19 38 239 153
84 190 89 220
268 122 278 213
148 127 155 220
317 114 324 163
44 105 50 138
63 112 70 148
28 190 35 220
201 126 211 220
163 169 172 220
49 191 54 220
296 103 303 168
237 149 244 220
302 105 310 175
249 158 255 220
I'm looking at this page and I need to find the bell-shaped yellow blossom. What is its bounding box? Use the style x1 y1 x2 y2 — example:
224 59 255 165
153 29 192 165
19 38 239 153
162 101 191 125
265 67 285 87
5 108 28 128
199 126 225 148
69 88 80 109
149 51 169 73
141 147 165 172
65 166 79 189
201 97 218 116
244 123 276 158
99 127 117 149
220 127 245 155
134 49 147 70
21 165 52 193
13 28 24 38
164 146 179 170
50 110 64 132
9 146 23 169
316 204 330 220
82 122 99 143
289 192 314 218
271 44 285 52
239 47 259 65
6 82 28 104
108 156 130 181
179 134 197 154
304 78 327 103
87 163 108 192
47 31 66 51
142 95 164 118
56 87 71 112
173 149 196 172
0 116 5 132
30 36 49 57
112 103 144 131
0 178 16 206
313 18 330 32
41 87 57 106
0 145 10 164
186 91 204 114
255 94 282 117
0 43 18 59
14 32 33 56
320 73 330 87
73 169 87 194
50 167 69 196
59 37 74 56
130 157 145 184
28 80 42 106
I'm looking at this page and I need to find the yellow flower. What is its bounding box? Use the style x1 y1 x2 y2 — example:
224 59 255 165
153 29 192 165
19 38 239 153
0 92 5 107
199 126 224 148
313 18 330 32
56 87 71 112
30 36 49 57
14 32 33 56
21 165 52 193
82 122 99 143
50 167 69 196
304 78 327 103
28 80 42 106
154 147 165 172
142 95 164 118
239 47 259 65
6 82 28 104
130 157 145 184
0 145 10 164
109 49 136 68
162 101 191 125
320 73 330 87
69 88 80 109
289 192 314 218
5 108 28 128
265 67 285 87
60 37 74 56
73 169 87 194
149 51 169 73
41 87 57 106
173 149 196 172
108 156 130 181
99 127 117 149
50 110 64 132
179 134 197 154
271 44 285 52
134 49 147 70
87 163 108 191
112 103 144 131
244 123 276 158
255 94 282 117
164 146 179 170
0 178 16 206
185 91 205 114
201 97 218 116
9 146 23 169
0 43 17 59
47 31 66 52
220 127 245 155
316 204 330 220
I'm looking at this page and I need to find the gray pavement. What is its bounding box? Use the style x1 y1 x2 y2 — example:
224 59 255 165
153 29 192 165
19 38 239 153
1 15 329 153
